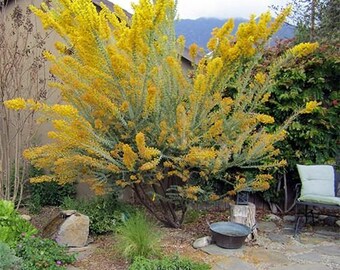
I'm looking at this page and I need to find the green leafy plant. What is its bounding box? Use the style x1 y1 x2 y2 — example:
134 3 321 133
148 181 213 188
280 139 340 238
184 209 204 224
0 242 22 270
16 236 76 270
29 181 76 214
116 212 162 261
27 166 76 214
61 194 133 234
0 200 37 247
129 256 211 270
259 42 340 211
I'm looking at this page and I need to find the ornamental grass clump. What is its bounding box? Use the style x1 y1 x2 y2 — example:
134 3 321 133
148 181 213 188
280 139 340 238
116 212 162 261
5 0 320 228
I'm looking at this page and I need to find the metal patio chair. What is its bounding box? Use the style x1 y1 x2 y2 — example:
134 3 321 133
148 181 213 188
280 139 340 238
294 164 340 236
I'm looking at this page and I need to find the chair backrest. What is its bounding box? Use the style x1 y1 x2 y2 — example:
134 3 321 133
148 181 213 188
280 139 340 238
297 164 335 197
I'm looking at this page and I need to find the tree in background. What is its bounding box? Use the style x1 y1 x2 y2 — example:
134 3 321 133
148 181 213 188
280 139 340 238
273 0 340 43
0 5 49 206
5 0 319 227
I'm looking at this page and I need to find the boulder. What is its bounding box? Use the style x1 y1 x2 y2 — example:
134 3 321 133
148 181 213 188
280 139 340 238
55 213 89 247
193 236 212 249
61 210 77 217
336 220 340 227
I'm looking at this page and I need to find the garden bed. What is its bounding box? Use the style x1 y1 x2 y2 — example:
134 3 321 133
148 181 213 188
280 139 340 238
21 206 232 269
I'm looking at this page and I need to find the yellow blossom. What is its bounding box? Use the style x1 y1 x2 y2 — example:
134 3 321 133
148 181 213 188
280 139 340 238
189 43 199 61
4 98 26 110
256 114 275 124
254 72 266 85
135 132 160 160
122 144 138 171
290 42 319 58
303 101 320 113
261 93 271 103
209 193 220 201
139 158 159 171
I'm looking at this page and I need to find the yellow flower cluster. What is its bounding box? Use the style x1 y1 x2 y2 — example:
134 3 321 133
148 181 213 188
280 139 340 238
135 133 161 160
254 72 267 85
185 147 217 166
209 193 220 201
122 144 138 171
179 185 201 201
290 42 319 58
303 101 320 113
4 98 26 110
139 158 159 171
256 114 275 124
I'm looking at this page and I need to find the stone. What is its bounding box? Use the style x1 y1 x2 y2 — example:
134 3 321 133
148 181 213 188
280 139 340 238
243 248 290 265
270 263 331 270
62 210 77 216
283 215 296 223
268 232 289 243
324 216 337 226
56 213 89 247
20 214 31 221
336 220 340 227
257 221 277 233
318 215 328 221
212 257 256 270
265 214 282 222
291 251 324 263
201 244 244 257
193 236 211 249
316 245 340 256
69 244 97 260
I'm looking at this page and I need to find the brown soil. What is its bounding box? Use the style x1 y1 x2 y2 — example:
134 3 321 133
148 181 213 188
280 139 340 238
20 206 268 270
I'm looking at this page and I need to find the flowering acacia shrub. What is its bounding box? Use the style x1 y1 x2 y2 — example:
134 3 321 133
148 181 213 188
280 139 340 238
5 0 319 227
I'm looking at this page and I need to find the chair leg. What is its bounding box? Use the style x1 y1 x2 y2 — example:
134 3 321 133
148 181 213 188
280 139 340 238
294 216 304 237
304 205 308 222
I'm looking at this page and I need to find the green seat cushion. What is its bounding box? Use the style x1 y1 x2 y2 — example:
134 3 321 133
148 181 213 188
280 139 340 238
298 195 340 206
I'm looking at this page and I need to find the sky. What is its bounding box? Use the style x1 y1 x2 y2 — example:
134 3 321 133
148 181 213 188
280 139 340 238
108 0 291 19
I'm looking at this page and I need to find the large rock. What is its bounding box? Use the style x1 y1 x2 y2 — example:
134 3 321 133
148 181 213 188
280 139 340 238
193 236 211 249
55 213 89 247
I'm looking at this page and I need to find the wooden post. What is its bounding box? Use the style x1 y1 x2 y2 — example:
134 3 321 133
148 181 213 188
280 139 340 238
230 202 257 241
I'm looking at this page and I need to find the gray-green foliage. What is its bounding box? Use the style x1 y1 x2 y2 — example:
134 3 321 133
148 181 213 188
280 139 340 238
116 212 162 261
0 242 22 270
129 256 211 270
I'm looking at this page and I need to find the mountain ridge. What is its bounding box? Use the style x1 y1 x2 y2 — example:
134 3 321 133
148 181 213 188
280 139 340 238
175 17 295 50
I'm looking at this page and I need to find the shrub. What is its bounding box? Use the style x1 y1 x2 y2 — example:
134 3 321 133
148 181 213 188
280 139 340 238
116 212 162 261
0 200 37 247
19 0 319 229
61 194 133 234
0 242 22 270
16 236 76 270
129 256 211 270
27 166 76 214
28 181 76 213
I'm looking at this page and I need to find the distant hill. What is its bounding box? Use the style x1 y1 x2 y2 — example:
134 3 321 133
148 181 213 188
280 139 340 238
175 17 295 50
